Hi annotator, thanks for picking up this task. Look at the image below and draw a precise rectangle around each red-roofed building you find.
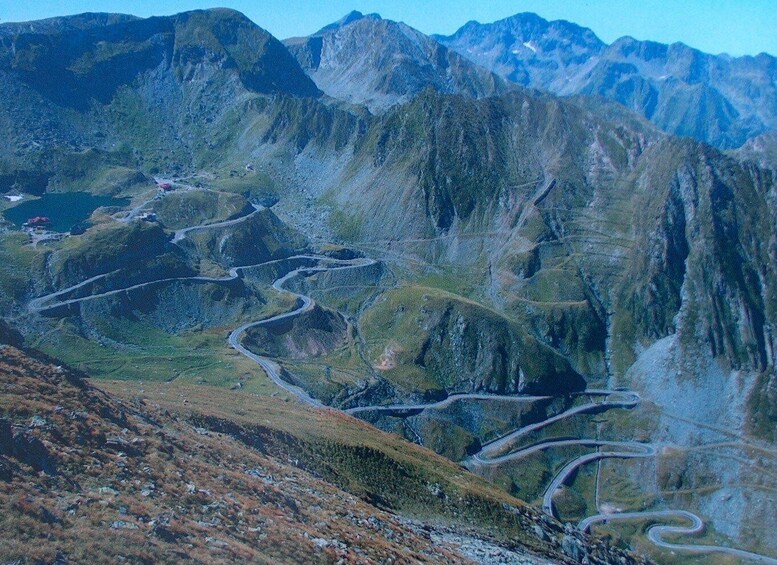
[24,216,51,227]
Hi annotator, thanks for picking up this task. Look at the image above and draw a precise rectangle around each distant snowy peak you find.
[435,11,777,148]
[509,43,538,56]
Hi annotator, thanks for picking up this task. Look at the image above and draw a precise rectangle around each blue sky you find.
[1,0,775,56]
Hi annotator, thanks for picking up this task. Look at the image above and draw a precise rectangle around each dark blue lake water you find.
[3,192,129,233]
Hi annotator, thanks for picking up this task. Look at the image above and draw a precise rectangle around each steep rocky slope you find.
[247,86,777,441]
[435,12,777,148]
[360,285,585,398]
[284,11,512,112]
[0,8,319,188]
[736,131,777,170]
[0,340,649,563]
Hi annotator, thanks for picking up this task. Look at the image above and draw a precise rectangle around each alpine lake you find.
[3,192,130,233]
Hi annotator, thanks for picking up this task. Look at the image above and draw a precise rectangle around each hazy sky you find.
[1,0,775,57]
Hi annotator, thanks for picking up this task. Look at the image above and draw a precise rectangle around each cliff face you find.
[417,301,585,395]
[615,142,777,442]
[614,142,777,374]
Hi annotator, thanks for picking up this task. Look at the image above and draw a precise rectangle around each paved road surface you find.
[172,204,263,243]
[540,442,656,514]
[227,257,376,407]
[471,390,639,461]
[580,511,777,563]
[345,393,551,415]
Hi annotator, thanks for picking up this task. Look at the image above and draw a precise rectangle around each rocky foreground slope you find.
[0,333,649,564]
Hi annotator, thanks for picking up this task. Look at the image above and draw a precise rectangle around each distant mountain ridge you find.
[0,8,321,184]
[284,10,512,112]
[0,12,140,37]
[435,12,777,148]
[0,8,320,109]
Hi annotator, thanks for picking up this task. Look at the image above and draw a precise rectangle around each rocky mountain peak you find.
[315,10,382,34]
[284,13,511,112]
[607,36,668,59]
[0,8,320,112]
[439,12,605,55]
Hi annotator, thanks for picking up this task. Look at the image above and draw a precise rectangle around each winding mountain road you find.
[24,198,777,563]
[171,203,264,243]
[345,393,552,415]
[540,442,656,515]
[29,255,328,316]
[465,387,777,562]
[25,209,375,406]
[31,203,267,313]
[470,390,640,462]
[474,438,650,467]
[28,271,122,313]
[463,390,655,516]
[580,511,777,563]
[227,256,376,407]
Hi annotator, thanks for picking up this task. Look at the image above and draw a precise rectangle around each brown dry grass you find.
[0,344,647,564]
[0,345,475,563]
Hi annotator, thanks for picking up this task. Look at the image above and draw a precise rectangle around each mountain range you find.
[436,12,777,149]
[284,9,777,150]
[0,7,776,563]
[284,11,511,112]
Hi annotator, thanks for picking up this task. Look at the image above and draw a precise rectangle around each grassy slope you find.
[360,283,583,396]
[152,190,249,230]
[100,377,635,563]
[0,343,651,563]
[0,233,47,312]
[0,345,478,563]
